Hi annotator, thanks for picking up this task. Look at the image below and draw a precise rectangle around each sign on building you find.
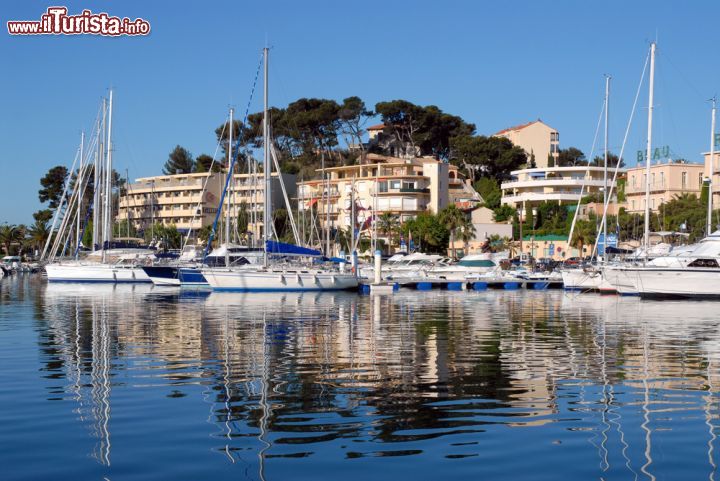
[597,233,618,256]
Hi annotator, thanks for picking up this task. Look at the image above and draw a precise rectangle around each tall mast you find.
[103,89,114,256]
[226,107,233,268]
[323,149,330,256]
[93,98,106,250]
[708,97,717,235]
[263,46,270,267]
[603,75,610,261]
[643,42,656,249]
[77,131,84,256]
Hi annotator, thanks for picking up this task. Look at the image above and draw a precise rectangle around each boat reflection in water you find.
[15,280,720,480]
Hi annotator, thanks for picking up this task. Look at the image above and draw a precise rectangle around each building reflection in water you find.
[32,282,720,480]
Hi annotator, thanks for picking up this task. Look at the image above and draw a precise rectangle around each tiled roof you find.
[494,120,539,136]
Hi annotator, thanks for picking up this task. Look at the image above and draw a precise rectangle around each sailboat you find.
[562,76,612,291]
[201,48,358,292]
[45,91,154,283]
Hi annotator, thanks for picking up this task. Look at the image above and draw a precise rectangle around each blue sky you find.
[1,0,719,224]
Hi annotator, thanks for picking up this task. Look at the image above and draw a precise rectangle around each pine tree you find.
[163,145,194,175]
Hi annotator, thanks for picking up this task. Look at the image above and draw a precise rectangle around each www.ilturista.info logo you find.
[7,7,150,36]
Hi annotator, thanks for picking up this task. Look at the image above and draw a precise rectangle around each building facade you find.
[501,166,618,215]
[117,171,295,240]
[296,153,482,253]
[704,151,720,208]
[624,161,704,213]
[494,119,559,168]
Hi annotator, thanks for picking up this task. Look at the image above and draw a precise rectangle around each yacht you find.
[427,253,504,281]
[610,231,720,298]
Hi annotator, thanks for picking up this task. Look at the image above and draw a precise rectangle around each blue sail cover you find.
[266,240,322,257]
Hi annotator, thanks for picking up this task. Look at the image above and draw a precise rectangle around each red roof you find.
[494,120,541,136]
[367,123,386,131]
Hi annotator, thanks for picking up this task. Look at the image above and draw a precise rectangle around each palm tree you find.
[0,224,24,256]
[27,220,50,255]
[439,205,465,259]
[377,213,400,250]
[458,215,476,256]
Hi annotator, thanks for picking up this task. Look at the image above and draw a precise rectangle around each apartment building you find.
[624,161,704,213]
[494,119,559,168]
[117,171,295,239]
[500,166,618,216]
[296,153,481,252]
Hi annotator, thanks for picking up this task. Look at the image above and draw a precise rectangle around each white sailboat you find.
[201,47,358,292]
[45,91,153,283]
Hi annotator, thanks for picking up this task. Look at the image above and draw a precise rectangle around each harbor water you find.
[2,275,719,480]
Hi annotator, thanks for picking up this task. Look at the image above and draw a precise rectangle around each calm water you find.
[2,276,720,480]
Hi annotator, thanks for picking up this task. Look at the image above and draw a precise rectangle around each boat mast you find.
[94,98,106,250]
[103,89,114,258]
[226,107,233,268]
[77,131,84,256]
[708,97,717,235]
[603,75,610,261]
[263,46,270,268]
[643,42,656,249]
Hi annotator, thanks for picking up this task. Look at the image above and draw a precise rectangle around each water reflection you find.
[2,277,719,480]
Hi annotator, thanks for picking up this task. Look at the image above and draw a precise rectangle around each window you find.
[660,171,664,186]
[632,175,636,187]
[700,173,704,187]
[651,198,655,209]
[632,200,636,210]
[682,171,688,188]
[651,173,655,185]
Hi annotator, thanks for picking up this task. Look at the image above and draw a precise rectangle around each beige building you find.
[624,161,704,213]
[117,171,295,239]
[494,119,559,168]
[448,206,513,256]
[297,153,482,253]
[501,166,618,215]
[704,151,720,207]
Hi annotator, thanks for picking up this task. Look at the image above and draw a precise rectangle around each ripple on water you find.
[2,276,720,480]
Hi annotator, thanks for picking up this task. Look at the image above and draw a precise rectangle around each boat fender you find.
[280,274,286,285]
[296,274,302,284]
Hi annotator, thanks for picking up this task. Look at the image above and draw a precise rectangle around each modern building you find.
[117,171,295,240]
[500,166,619,215]
[296,153,482,253]
[624,161,704,213]
[494,119,559,168]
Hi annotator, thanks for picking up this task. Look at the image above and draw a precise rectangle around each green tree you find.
[474,177,502,209]
[402,212,449,254]
[493,204,516,223]
[338,96,373,159]
[439,205,466,259]
[194,154,222,173]
[375,100,475,160]
[39,165,69,209]
[377,213,400,249]
[591,152,624,168]
[0,224,24,255]
[163,145,195,175]
[557,147,587,166]
[450,135,526,183]
[26,219,50,254]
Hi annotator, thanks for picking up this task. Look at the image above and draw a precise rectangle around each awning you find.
[265,240,322,257]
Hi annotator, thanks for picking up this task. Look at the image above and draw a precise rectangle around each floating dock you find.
[358,277,563,293]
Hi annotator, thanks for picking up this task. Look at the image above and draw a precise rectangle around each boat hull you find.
[601,266,639,295]
[45,263,151,283]
[202,268,358,292]
[561,269,602,291]
[634,268,720,298]
[142,266,181,286]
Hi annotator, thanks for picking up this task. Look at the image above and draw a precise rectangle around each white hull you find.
[202,267,358,291]
[601,266,639,295]
[634,268,720,298]
[45,263,151,283]
[561,269,602,290]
